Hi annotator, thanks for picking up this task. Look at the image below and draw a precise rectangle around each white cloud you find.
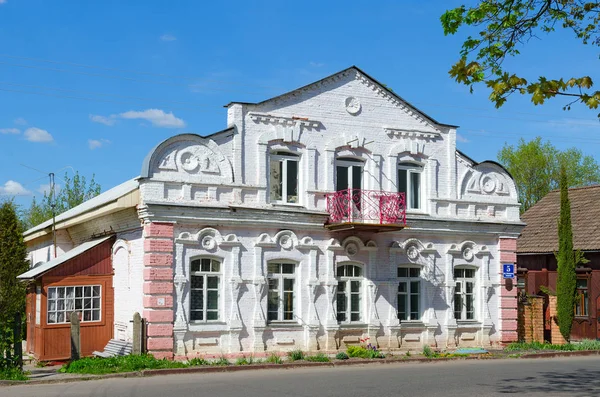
[456,133,470,143]
[0,128,20,134]
[309,61,324,67]
[119,109,186,128]
[37,183,61,195]
[89,114,117,126]
[88,139,111,150]
[160,34,177,42]
[0,181,31,196]
[24,127,54,142]
[14,117,27,125]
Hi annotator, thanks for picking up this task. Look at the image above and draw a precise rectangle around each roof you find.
[517,185,600,253]
[225,66,460,129]
[24,178,139,237]
[17,236,113,280]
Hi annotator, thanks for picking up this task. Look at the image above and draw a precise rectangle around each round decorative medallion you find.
[345,97,361,115]
[280,235,293,250]
[462,246,474,261]
[481,175,496,194]
[407,245,419,260]
[201,236,216,250]
[345,242,359,257]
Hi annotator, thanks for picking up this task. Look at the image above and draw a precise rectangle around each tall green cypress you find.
[555,165,577,341]
[0,200,29,369]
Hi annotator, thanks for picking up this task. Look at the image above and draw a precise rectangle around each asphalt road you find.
[4,356,600,397]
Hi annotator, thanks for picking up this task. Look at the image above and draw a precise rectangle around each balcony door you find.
[336,158,363,192]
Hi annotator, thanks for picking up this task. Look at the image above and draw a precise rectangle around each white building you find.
[21,67,523,360]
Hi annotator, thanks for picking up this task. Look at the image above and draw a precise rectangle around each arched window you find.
[267,262,296,322]
[336,264,363,323]
[270,151,299,204]
[398,162,423,210]
[190,258,221,322]
[454,267,476,321]
[336,158,364,192]
[397,266,421,321]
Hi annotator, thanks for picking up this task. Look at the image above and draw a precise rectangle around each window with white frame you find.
[270,151,299,204]
[454,267,476,321]
[336,264,363,323]
[336,158,364,192]
[47,285,101,324]
[267,262,296,322]
[397,267,421,321]
[397,163,423,210]
[190,258,220,321]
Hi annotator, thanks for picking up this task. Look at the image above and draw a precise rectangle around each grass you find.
[60,354,187,374]
[347,345,385,359]
[0,367,28,381]
[422,345,469,359]
[304,353,330,362]
[287,350,305,362]
[235,355,257,365]
[265,353,283,364]
[504,340,600,352]
[187,357,210,366]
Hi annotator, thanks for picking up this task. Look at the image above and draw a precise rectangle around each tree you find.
[24,171,101,229]
[555,165,588,341]
[498,137,600,212]
[441,1,600,113]
[0,200,29,370]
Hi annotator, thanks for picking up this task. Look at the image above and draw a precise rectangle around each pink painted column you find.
[499,237,518,344]
[143,222,175,359]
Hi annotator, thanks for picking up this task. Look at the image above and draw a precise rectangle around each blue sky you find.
[1,0,599,209]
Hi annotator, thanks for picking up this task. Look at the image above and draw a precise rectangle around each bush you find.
[304,353,330,362]
[0,367,28,381]
[61,354,186,374]
[335,352,349,360]
[212,357,230,366]
[423,345,435,358]
[265,353,282,364]
[235,355,255,365]
[287,350,305,361]
[346,344,384,359]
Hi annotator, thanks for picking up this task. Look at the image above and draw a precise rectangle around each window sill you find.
[188,322,229,332]
[267,322,303,330]
[399,321,426,329]
[455,321,482,329]
[269,202,304,208]
[338,323,368,329]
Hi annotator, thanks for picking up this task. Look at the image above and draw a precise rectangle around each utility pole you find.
[49,172,57,259]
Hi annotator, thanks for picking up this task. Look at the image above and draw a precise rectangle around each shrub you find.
[574,339,600,351]
[304,353,330,362]
[0,367,28,381]
[423,345,435,358]
[265,353,282,364]
[235,355,255,365]
[335,352,349,360]
[187,357,210,366]
[346,344,384,359]
[287,350,305,361]
[212,356,230,366]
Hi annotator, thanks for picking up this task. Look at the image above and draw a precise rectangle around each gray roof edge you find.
[24,178,139,237]
[18,236,113,279]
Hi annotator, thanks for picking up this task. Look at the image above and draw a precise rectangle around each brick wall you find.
[499,237,519,344]
[518,295,544,343]
[548,295,568,345]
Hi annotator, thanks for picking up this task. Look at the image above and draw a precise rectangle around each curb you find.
[2,350,599,387]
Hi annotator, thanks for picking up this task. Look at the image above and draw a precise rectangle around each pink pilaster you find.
[143,222,175,359]
[499,237,518,344]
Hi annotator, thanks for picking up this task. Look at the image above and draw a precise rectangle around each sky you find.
[1,0,599,209]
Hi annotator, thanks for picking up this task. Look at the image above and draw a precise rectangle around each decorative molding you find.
[175,227,240,249]
[384,127,440,140]
[250,113,321,129]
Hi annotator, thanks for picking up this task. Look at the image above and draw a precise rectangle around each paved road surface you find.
[4,356,600,397]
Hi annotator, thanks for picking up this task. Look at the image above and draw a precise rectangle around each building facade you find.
[21,67,523,360]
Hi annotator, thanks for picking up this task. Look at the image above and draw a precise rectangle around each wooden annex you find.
[22,236,115,361]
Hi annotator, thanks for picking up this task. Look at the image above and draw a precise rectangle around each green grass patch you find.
[335,351,349,360]
[304,353,330,362]
[60,354,187,375]
[505,339,600,352]
[187,357,210,366]
[265,353,282,364]
[0,367,28,381]
[347,345,385,359]
[211,356,230,366]
[287,350,305,362]
[235,355,256,365]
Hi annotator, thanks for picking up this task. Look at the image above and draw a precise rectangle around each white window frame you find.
[190,258,221,323]
[267,262,296,323]
[269,151,300,204]
[47,285,102,325]
[397,266,421,322]
[397,162,423,210]
[454,267,477,321]
[336,158,364,191]
[336,264,363,323]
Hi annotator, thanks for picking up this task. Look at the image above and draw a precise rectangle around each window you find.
[397,267,421,321]
[336,158,363,192]
[575,278,589,316]
[270,151,299,204]
[267,262,296,322]
[336,264,363,323]
[454,268,476,321]
[47,285,101,324]
[398,163,423,210]
[190,258,220,322]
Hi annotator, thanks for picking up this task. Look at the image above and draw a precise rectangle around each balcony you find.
[324,189,406,232]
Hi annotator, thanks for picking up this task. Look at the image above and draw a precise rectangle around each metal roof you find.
[17,236,113,280]
[24,178,139,237]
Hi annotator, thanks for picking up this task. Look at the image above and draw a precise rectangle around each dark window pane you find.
[337,313,346,322]
[191,260,201,272]
[353,266,362,277]
[92,310,100,321]
[75,287,83,298]
[411,172,420,209]
[268,263,279,274]
[207,276,219,289]
[283,278,294,291]
[466,295,474,316]
[337,281,346,292]
[207,311,218,321]
[282,263,295,274]
[398,169,407,194]
[409,267,420,278]
[577,279,588,289]
[336,166,348,191]
[211,260,220,272]
[83,311,91,322]
[465,269,475,278]
[351,313,360,322]
[398,268,408,278]
[201,258,211,272]
[350,294,360,312]
[190,311,203,321]
[398,295,407,320]
[410,294,419,318]
[351,281,360,293]
[190,291,203,310]
[92,286,101,297]
[411,281,420,293]
[191,275,204,289]
[454,269,463,279]
[398,282,407,293]
[337,294,347,313]
[207,290,218,310]
[286,160,298,203]
[466,282,473,294]
[352,166,362,190]
[454,294,462,319]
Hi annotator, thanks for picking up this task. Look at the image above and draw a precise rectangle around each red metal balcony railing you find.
[325,189,406,225]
